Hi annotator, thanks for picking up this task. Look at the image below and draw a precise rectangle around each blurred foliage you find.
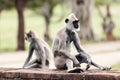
[0,0,64,11]
[0,0,14,10]
[95,0,113,6]
[0,0,120,52]
[26,0,64,10]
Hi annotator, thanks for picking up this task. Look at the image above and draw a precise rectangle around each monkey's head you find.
[65,13,80,31]
[25,30,38,42]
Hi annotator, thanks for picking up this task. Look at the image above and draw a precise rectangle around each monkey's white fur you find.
[67,13,78,22]
[52,13,81,72]
[66,13,80,31]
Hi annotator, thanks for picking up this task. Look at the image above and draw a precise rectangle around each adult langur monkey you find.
[23,30,55,69]
[52,13,111,73]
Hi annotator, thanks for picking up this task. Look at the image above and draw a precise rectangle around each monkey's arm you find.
[53,38,80,66]
[72,32,83,52]
[72,32,87,58]
[52,38,60,53]
[23,45,34,68]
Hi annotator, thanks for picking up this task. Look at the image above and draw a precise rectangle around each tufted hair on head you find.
[67,13,78,22]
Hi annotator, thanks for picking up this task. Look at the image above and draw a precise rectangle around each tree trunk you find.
[96,5,115,41]
[44,15,52,42]
[14,0,25,50]
[104,5,115,40]
[70,0,94,40]
[40,2,53,42]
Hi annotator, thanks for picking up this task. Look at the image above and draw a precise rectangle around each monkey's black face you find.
[27,34,32,38]
[73,20,79,29]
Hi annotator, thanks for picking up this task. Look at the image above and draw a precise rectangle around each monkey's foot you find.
[102,66,111,71]
[67,67,84,73]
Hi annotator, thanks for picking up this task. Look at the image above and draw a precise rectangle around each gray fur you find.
[52,14,81,72]
[52,13,111,72]
[23,30,55,69]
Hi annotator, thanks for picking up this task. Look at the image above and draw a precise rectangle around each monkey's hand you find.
[79,51,89,60]
[76,52,91,63]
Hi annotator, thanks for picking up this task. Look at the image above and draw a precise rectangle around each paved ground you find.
[0,41,120,69]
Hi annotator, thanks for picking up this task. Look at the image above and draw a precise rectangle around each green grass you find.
[0,5,120,52]
[112,62,120,69]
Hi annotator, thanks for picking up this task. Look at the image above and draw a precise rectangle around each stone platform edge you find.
[0,68,120,80]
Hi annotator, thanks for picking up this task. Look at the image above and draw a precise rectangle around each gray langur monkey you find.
[52,13,83,73]
[52,13,111,73]
[23,30,55,69]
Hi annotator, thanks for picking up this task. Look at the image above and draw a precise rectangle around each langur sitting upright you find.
[23,30,55,69]
[52,13,111,73]
[52,13,83,73]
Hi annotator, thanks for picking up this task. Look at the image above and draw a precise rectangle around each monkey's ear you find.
[65,18,69,23]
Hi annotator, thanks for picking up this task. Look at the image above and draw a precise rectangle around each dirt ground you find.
[0,41,120,69]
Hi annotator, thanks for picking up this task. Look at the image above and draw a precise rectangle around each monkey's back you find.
[33,38,51,60]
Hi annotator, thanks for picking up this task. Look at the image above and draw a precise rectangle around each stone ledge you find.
[0,68,120,80]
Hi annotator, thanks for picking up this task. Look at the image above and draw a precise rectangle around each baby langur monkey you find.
[52,13,111,73]
[23,30,55,69]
